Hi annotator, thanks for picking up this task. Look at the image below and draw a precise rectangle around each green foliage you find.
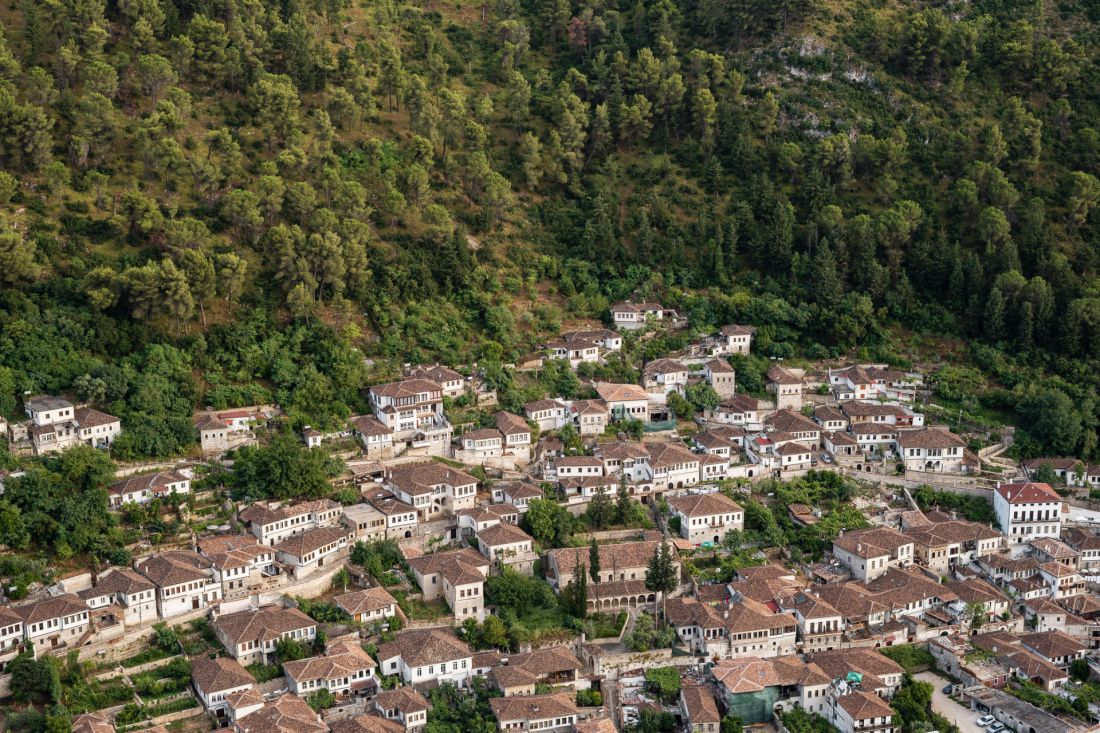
[878,645,935,674]
[644,667,681,704]
[779,709,836,733]
[275,638,311,664]
[10,651,62,705]
[425,680,501,733]
[577,689,603,706]
[624,612,676,652]
[350,539,404,583]
[522,498,575,547]
[229,430,344,502]
[912,487,997,527]
[247,663,284,683]
[307,688,336,711]
[295,597,352,624]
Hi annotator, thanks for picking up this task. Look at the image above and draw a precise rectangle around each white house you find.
[14,594,89,650]
[610,301,670,330]
[703,359,737,398]
[376,629,473,686]
[386,462,478,521]
[192,656,256,719]
[137,551,222,619]
[896,428,968,473]
[667,492,744,545]
[239,499,343,546]
[77,567,158,627]
[350,415,395,459]
[524,400,567,431]
[284,638,377,698]
[994,482,1063,545]
[214,606,317,666]
[107,470,191,508]
[595,383,650,423]
[274,526,350,580]
[643,359,689,394]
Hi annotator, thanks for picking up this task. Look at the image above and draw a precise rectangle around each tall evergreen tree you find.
[589,538,601,584]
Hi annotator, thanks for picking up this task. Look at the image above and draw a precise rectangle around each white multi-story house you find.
[386,462,478,521]
[407,549,489,621]
[668,492,744,545]
[646,441,701,489]
[995,482,1063,545]
[407,365,465,397]
[274,526,350,580]
[595,383,650,422]
[500,482,544,512]
[334,588,400,625]
[0,607,24,654]
[832,528,914,581]
[214,607,317,666]
[284,638,377,698]
[569,399,609,435]
[107,470,191,508]
[15,594,89,651]
[368,378,452,455]
[199,537,278,600]
[477,522,536,574]
[610,301,670,330]
[239,499,342,546]
[775,442,813,472]
[24,395,122,454]
[192,656,257,719]
[366,492,419,539]
[490,693,578,733]
[350,415,395,459]
[554,456,604,480]
[523,400,567,431]
[455,428,503,460]
[643,359,689,394]
[707,394,767,430]
[765,409,822,450]
[829,364,920,404]
[562,328,622,351]
[495,411,532,456]
[896,428,968,473]
[77,567,158,627]
[717,325,754,355]
[137,551,222,619]
[377,629,473,686]
[543,339,599,367]
[374,687,429,732]
[780,592,845,653]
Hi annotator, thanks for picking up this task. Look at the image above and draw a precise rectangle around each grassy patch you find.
[246,663,284,683]
[393,590,452,620]
[879,644,935,673]
[119,646,174,669]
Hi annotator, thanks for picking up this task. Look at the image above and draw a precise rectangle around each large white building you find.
[376,629,473,686]
[667,492,744,545]
[995,482,1063,545]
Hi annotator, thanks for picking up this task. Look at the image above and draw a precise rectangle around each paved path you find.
[915,671,986,733]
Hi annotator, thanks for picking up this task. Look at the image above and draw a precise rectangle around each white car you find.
[987,722,1005,733]
[976,715,995,727]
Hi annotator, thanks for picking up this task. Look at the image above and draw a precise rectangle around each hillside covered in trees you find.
[1,0,1099,458]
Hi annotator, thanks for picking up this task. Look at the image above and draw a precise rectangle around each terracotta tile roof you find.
[783,591,841,620]
[1059,594,1100,616]
[1039,561,1076,578]
[1020,630,1085,660]
[191,656,255,694]
[814,405,847,422]
[595,383,649,402]
[806,647,903,684]
[408,365,462,383]
[840,401,907,417]
[137,551,213,587]
[387,462,478,496]
[79,568,154,599]
[905,518,1001,547]
[765,409,820,434]
[849,423,898,437]
[495,411,531,436]
[596,441,650,461]
[681,684,720,723]
[330,715,405,733]
[207,545,273,571]
[109,471,189,497]
[72,712,114,733]
[766,366,800,385]
[943,578,1008,605]
[74,406,120,428]
[335,588,398,617]
[571,399,609,416]
[721,324,755,337]
[556,455,604,467]
[374,686,429,715]
[368,493,417,517]
[1025,598,1066,616]
[646,441,699,469]
[644,358,688,376]
[283,643,376,684]
[198,534,260,555]
[668,492,742,518]
[705,358,735,374]
[834,527,912,559]
[274,526,347,558]
[225,686,263,712]
[478,522,532,547]
[896,427,966,450]
[215,607,314,646]
[837,689,894,720]
[728,577,802,605]
[1062,528,1100,551]
[234,693,327,733]
[826,431,859,446]
[16,596,89,626]
[461,428,502,442]
[369,379,443,399]
[716,394,764,413]
[775,441,813,456]
[548,540,664,578]
[524,399,565,414]
[408,548,487,586]
[350,415,392,436]
[489,693,577,723]
[712,655,828,693]
[377,628,472,668]
[995,482,1061,504]
[239,499,340,527]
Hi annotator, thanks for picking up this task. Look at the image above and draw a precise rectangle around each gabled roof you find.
[765,409,820,434]
[14,593,87,624]
[775,441,813,456]
[489,693,577,723]
[109,471,189,497]
[721,324,754,337]
[837,690,894,720]
[524,399,565,414]
[369,378,443,399]
[377,628,472,668]
[275,526,347,558]
[595,382,649,402]
[478,522,532,547]
[74,406,120,428]
[350,415,392,437]
[766,366,801,385]
[896,427,966,450]
[137,551,212,587]
[717,394,764,413]
[215,607,314,646]
[79,567,155,599]
[239,499,340,527]
[681,684,720,723]
[25,395,73,411]
[374,686,429,715]
[234,693,326,733]
[644,358,688,376]
[995,482,1061,504]
[191,656,255,694]
[331,716,404,733]
[408,365,463,383]
[1020,630,1085,660]
[387,462,478,496]
[834,527,912,559]
[335,587,398,616]
[547,540,664,577]
[668,492,742,518]
[704,358,735,373]
[495,411,531,436]
[407,548,488,586]
[283,643,376,683]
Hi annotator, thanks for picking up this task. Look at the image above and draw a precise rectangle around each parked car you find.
[977,715,995,727]
[942,684,953,694]
[820,453,833,464]
[987,722,1005,733]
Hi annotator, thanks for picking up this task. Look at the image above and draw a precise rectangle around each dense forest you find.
[1,0,1099,458]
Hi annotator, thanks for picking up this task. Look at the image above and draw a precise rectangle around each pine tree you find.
[616,479,632,525]
[644,541,677,619]
[589,538,601,584]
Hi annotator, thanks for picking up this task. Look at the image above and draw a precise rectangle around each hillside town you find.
[5,302,1100,733]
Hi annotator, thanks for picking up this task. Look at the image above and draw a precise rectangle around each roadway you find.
[915,672,986,733]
